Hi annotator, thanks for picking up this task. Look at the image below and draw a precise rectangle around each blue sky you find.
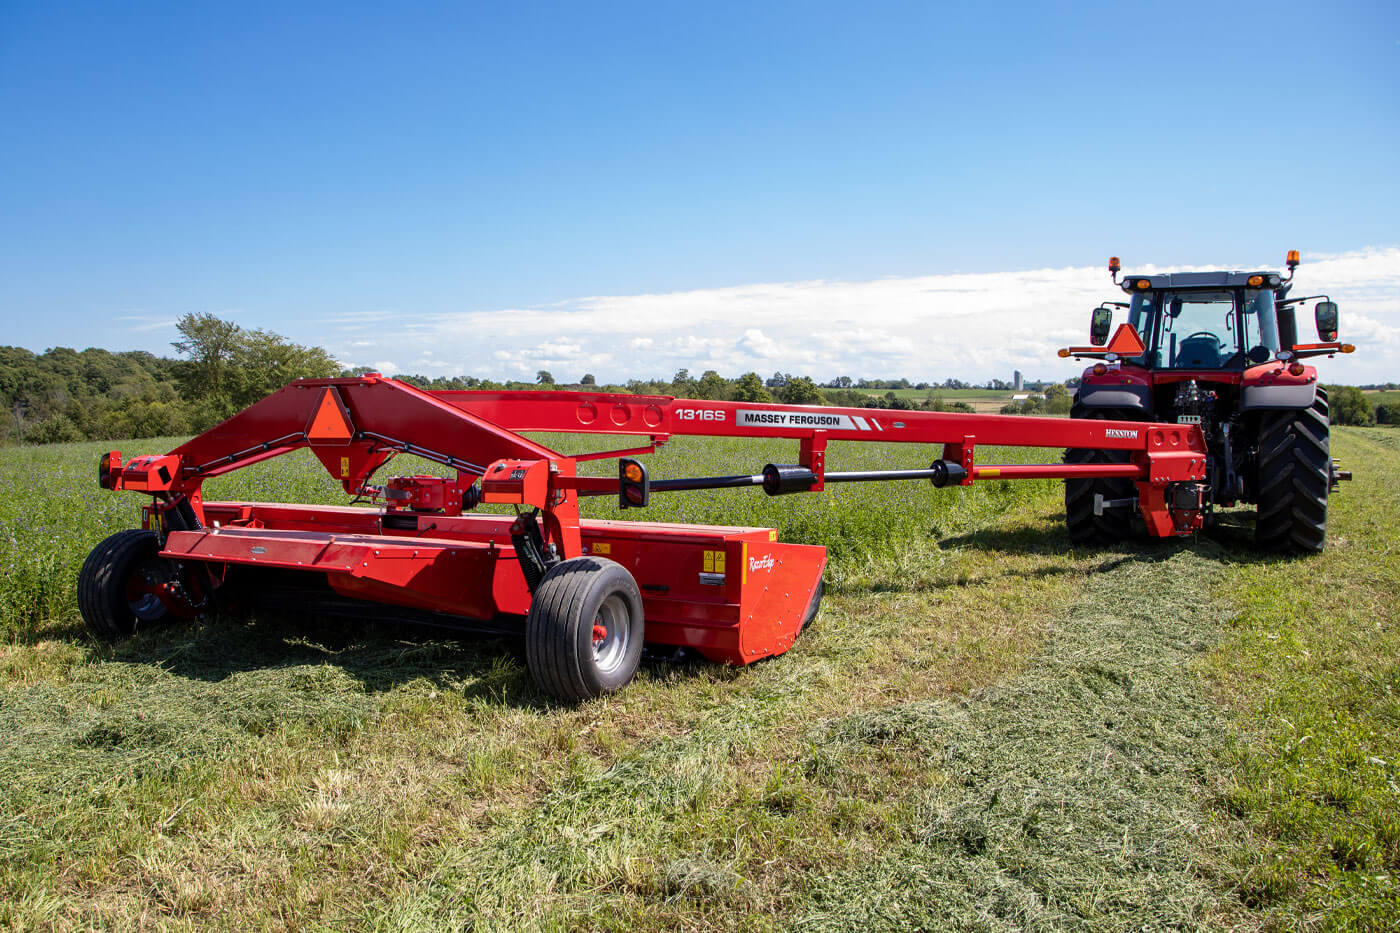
[1,1,1397,383]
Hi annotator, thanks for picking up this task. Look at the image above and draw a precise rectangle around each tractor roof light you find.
[1135,279,1151,290]
[1287,249,1300,270]
[1057,348,1072,358]
[1248,275,1263,287]
[1109,257,1120,273]
[1341,343,1355,353]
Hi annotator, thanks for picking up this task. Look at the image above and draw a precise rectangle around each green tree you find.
[25,414,83,444]
[1043,383,1072,415]
[732,372,771,403]
[671,369,696,396]
[696,370,728,400]
[172,313,243,403]
[1326,385,1375,426]
[536,370,554,386]
[780,376,824,406]
[579,373,596,386]
[228,328,339,408]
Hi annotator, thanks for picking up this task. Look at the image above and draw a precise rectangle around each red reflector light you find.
[624,487,646,505]
[1288,362,1306,376]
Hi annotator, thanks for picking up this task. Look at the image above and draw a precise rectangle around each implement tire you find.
[77,529,171,640]
[526,557,645,702]
[1254,391,1330,554]
[1064,404,1138,547]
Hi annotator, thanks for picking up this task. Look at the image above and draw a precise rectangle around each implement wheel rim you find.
[591,594,632,676]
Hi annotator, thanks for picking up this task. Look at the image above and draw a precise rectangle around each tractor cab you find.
[1120,274,1285,371]
[1075,253,1348,382]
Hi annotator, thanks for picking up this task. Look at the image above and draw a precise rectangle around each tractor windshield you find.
[1127,288,1281,370]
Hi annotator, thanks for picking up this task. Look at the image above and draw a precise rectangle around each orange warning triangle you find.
[1106,323,1146,356]
[307,388,354,444]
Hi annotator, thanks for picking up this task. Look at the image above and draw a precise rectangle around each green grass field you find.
[1,428,1397,929]
[852,387,1012,401]
[1362,389,1400,407]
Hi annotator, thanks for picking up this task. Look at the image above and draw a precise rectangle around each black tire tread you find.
[1254,391,1330,554]
[77,529,163,641]
[526,557,644,702]
[1064,404,1139,547]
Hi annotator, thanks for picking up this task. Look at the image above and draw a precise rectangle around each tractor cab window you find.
[1152,290,1244,370]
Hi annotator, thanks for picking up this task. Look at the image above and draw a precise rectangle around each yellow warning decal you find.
[703,549,726,574]
[768,530,778,541]
[340,456,350,478]
[591,541,611,555]
[981,468,1000,477]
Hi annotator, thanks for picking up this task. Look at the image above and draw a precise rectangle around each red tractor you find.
[1061,251,1354,553]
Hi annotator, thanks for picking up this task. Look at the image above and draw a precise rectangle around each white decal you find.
[736,410,865,430]
[675,408,725,422]
[1104,428,1139,439]
[748,554,776,573]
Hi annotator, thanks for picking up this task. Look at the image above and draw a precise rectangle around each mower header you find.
[86,374,1210,701]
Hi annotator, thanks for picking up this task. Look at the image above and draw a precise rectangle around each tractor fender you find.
[1074,384,1152,414]
[1240,382,1318,412]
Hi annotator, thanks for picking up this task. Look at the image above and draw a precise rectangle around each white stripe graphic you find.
[851,416,871,431]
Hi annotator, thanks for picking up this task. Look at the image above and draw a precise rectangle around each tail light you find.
[98,451,121,489]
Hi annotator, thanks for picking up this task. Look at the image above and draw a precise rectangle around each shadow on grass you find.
[95,607,712,709]
[96,610,554,707]
[942,514,1308,572]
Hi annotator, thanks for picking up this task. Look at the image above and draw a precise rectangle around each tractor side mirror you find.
[1168,298,1183,318]
[1315,301,1339,342]
[1089,307,1113,345]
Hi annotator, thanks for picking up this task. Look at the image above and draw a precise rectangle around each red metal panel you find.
[182,500,824,664]
[436,389,1196,453]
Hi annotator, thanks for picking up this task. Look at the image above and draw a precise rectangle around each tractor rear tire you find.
[1064,404,1139,547]
[1254,391,1330,554]
[77,529,172,640]
[526,557,645,702]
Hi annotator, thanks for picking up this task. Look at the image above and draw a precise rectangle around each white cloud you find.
[324,247,1400,385]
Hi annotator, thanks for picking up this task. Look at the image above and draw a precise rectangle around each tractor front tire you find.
[526,557,645,702]
[1254,392,1330,554]
[78,529,174,640]
[1064,404,1139,547]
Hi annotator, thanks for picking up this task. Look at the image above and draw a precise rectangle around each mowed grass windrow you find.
[1,425,1396,928]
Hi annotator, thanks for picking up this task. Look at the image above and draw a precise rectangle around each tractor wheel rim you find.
[125,560,171,621]
[591,594,631,675]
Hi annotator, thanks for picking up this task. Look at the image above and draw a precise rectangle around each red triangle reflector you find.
[1106,323,1146,356]
[307,388,354,444]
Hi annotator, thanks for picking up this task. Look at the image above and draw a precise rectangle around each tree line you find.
[0,313,1390,444]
